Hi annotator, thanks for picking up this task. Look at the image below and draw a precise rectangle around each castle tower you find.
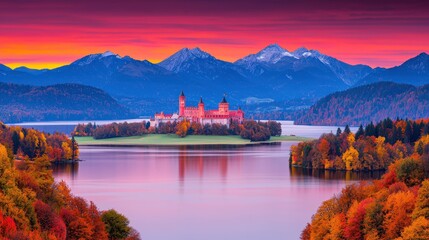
[198,97,205,118]
[218,95,229,115]
[237,106,244,121]
[179,90,185,116]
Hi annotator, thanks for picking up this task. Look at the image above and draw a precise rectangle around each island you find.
[72,92,308,146]
[74,134,309,146]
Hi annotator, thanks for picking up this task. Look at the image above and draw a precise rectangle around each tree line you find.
[74,120,282,142]
[0,123,79,161]
[74,122,151,140]
[0,122,139,239]
[290,118,429,171]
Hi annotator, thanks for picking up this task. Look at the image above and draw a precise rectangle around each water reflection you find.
[52,143,383,240]
[51,162,79,179]
[176,145,247,182]
[53,144,383,182]
[290,167,384,181]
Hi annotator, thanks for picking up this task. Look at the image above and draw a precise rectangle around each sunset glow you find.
[1,0,429,69]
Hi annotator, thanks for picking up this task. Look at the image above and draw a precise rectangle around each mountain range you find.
[0,44,428,117]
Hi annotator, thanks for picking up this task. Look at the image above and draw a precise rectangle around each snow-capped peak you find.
[236,44,295,65]
[291,48,332,64]
[72,51,122,66]
[292,48,322,58]
[158,47,214,72]
[256,44,294,62]
[101,51,116,57]
[178,47,212,59]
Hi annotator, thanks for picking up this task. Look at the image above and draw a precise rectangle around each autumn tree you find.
[395,158,425,187]
[176,120,191,138]
[383,191,416,239]
[412,179,429,219]
[101,209,131,240]
[399,216,429,240]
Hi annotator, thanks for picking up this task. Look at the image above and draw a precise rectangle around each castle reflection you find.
[177,145,244,181]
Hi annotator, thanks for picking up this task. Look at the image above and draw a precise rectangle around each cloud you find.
[0,0,428,68]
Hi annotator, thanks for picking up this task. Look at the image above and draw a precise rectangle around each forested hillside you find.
[298,118,429,239]
[0,83,134,123]
[295,82,429,126]
[0,123,139,239]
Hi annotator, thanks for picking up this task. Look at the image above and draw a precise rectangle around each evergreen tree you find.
[336,128,342,137]
[424,124,429,135]
[365,122,376,136]
[11,131,20,154]
[405,121,413,143]
[344,125,351,135]
[355,125,364,139]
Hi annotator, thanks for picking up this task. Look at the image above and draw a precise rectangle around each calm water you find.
[52,142,380,240]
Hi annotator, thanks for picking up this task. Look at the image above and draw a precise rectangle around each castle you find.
[154,91,244,126]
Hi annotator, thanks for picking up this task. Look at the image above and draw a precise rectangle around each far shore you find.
[75,134,310,147]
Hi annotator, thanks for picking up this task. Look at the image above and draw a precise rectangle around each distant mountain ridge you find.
[0,45,427,116]
[357,52,429,86]
[0,83,133,123]
[235,44,373,86]
[295,82,429,126]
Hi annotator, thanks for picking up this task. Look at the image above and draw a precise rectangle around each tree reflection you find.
[289,166,385,181]
[52,162,79,179]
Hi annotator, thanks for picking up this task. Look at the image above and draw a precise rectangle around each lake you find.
[52,142,380,240]
[18,120,366,239]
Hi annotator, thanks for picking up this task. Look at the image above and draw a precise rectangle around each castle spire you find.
[221,94,227,103]
[180,90,185,97]
[199,96,204,104]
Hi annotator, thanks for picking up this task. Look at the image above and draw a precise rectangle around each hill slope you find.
[295,82,429,126]
[0,83,133,123]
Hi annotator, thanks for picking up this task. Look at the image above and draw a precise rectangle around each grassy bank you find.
[75,134,309,146]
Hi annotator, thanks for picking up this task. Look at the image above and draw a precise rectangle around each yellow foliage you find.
[0,144,9,163]
[412,179,429,219]
[399,216,429,240]
[383,191,416,239]
[342,146,359,171]
[61,142,72,160]
[375,136,387,166]
[176,120,191,138]
[310,198,340,240]
[347,133,355,145]
[327,213,345,239]
[414,135,429,153]
[375,136,385,146]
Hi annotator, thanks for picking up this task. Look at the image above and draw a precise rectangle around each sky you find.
[1,0,429,69]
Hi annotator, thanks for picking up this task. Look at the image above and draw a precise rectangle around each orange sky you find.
[1,0,428,69]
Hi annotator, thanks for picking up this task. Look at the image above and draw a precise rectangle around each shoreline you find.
[75,134,310,147]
